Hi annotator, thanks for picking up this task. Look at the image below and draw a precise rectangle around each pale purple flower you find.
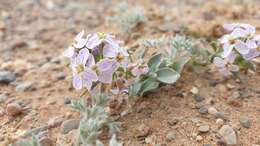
[103,44,129,68]
[71,52,98,90]
[220,23,256,58]
[86,56,119,84]
[214,51,239,76]
[86,32,119,50]
[73,30,88,49]
[243,48,259,60]
[234,40,259,60]
[223,23,255,36]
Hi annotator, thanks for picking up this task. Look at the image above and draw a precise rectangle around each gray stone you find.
[48,116,65,128]
[239,116,251,128]
[228,91,240,103]
[198,125,210,133]
[0,94,7,103]
[216,111,226,120]
[219,125,237,145]
[15,82,35,92]
[193,95,204,102]
[198,107,208,114]
[165,132,176,142]
[6,103,23,116]
[0,70,16,84]
[208,107,218,116]
[60,119,79,134]
[64,97,71,105]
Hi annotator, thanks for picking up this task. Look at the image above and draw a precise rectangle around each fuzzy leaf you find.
[140,79,159,96]
[172,57,190,73]
[148,54,162,71]
[156,68,180,84]
[129,81,142,97]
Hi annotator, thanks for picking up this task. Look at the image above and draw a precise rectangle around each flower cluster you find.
[64,31,133,91]
[214,23,260,76]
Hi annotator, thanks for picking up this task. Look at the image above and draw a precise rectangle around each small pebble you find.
[6,103,23,116]
[15,82,35,92]
[190,86,199,94]
[216,118,224,127]
[64,97,71,105]
[208,107,218,116]
[48,116,65,128]
[196,135,203,141]
[216,111,226,120]
[219,125,237,145]
[198,125,210,133]
[0,94,7,103]
[0,70,16,84]
[193,95,205,102]
[165,132,176,142]
[198,107,208,114]
[239,116,251,128]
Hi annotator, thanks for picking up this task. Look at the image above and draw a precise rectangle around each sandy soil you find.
[0,0,260,146]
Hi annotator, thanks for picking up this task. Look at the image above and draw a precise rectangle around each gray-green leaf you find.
[156,68,180,84]
[148,54,162,71]
[140,79,159,96]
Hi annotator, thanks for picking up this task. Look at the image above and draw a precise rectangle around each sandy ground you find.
[0,0,260,146]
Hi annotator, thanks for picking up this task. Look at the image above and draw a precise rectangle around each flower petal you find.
[221,43,233,58]
[98,58,116,71]
[234,40,250,54]
[246,39,257,49]
[242,48,259,60]
[226,51,237,63]
[72,75,83,90]
[82,69,98,82]
[76,48,89,65]
[86,54,95,67]
[103,43,118,58]
[75,30,84,42]
[86,33,101,49]
[231,28,247,38]
[98,70,113,83]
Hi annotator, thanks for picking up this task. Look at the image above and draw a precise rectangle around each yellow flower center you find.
[76,65,84,73]
[229,37,236,44]
[116,53,124,62]
[98,32,106,40]
[257,46,260,52]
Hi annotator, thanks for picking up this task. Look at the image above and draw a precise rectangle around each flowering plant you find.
[213,23,259,76]
[64,31,131,93]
